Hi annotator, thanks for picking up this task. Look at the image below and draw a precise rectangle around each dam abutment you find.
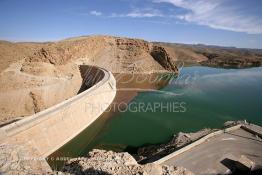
[0,65,116,173]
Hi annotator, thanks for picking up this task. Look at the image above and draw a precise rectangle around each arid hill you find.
[0,35,178,125]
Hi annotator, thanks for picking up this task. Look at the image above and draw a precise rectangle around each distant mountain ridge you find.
[155,42,262,68]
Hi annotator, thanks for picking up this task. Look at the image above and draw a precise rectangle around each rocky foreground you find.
[54,128,216,175]
[1,121,258,174]
[0,129,213,175]
[58,149,193,175]
[57,121,260,175]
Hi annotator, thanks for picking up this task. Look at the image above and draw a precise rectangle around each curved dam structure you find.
[0,65,116,159]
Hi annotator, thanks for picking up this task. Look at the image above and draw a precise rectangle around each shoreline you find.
[52,120,262,175]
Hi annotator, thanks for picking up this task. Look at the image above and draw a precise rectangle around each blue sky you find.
[0,0,262,48]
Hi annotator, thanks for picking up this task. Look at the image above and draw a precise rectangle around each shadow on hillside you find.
[77,65,105,94]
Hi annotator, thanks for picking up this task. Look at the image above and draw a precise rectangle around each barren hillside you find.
[0,35,178,125]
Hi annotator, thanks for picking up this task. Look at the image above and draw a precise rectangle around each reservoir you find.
[49,66,262,168]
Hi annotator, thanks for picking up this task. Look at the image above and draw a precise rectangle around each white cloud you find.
[127,8,163,18]
[154,0,262,34]
[90,10,102,16]
[111,8,163,18]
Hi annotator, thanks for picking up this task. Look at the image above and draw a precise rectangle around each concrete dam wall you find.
[0,65,116,158]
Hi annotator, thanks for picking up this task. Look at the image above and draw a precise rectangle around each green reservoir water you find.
[49,66,262,167]
[96,66,262,147]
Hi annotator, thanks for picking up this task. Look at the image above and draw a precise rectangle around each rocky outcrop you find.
[26,47,73,65]
[0,143,51,174]
[223,120,249,127]
[115,38,150,52]
[60,149,193,175]
[150,45,178,72]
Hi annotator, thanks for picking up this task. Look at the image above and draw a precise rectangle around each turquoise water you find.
[95,66,262,148]
[50,66,262,167]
